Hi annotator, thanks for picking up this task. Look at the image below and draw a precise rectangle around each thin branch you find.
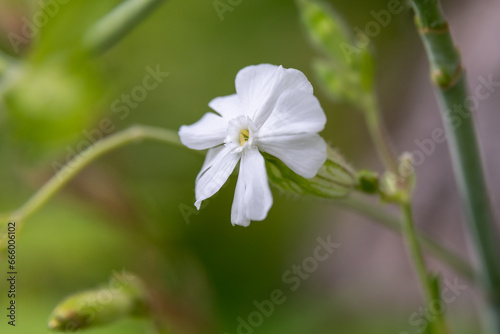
[411,0,500,331]
[82,0,168,55]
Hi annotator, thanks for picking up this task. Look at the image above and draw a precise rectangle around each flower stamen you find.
[239,129,250,146]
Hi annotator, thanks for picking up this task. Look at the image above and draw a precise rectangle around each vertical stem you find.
[401,201,448,334]
[82,0,168,55]
[401,202,433,302]
[338,195,475,282]
[363,97,399,175]
[411,1,500,332]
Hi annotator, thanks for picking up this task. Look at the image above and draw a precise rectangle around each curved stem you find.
[2,126,183,240]
[338,194,475,282]
[82,0,168,55]
[411,1,500,332]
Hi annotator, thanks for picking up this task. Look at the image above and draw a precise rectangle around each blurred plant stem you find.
[1,126,183,247]
[401,200,448,334]
[363,96,399,175]
[82,0,168,55]
[339,194,474,282]
[411,1,500,332]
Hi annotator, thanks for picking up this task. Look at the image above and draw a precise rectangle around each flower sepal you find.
[265,145,357,199]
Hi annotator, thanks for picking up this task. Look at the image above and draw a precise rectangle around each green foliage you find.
[296,0,375,109]
[3,55,103,154]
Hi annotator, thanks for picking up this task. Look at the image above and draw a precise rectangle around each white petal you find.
[235,64,313,128]
[231,148,273,226]
[257,89,326,137]
[257,134,327,178]
[179,113,227,150]
[197,146,224,182]
[195,146,240,209]
[208,94,244,119]
[231,169,249,226]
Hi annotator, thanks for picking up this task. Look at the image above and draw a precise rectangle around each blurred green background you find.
[0,0,478,333]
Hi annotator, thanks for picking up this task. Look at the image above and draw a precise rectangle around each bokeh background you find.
[0,0,499,333]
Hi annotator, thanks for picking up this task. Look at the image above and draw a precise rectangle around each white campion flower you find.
[179,64,327,226]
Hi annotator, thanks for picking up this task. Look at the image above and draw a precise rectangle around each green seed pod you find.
[265,146,357,199]
[48,271,149,332]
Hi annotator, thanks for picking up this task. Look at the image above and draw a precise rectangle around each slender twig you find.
[363,96,399,175]
[2,126,182,239]
[401,201,449,334]
[338,194,475,282]
[82,0,168,55]
[411,1,500,332]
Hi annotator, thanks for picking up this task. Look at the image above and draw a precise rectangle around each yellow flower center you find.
[239,129,250,146]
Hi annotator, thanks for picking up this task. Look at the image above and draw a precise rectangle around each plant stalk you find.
[82,0,168,55]
[363,96,399,175]
[2,126,182,239]
[339,194,474,282]
[411,1,500,332]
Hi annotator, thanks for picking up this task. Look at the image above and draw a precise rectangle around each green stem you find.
[82,0,168,55]
[401,201,448,334]
[411,1,500,332]
[401,202,433,305]
[339,194,474,282]
[3,126,182,236]
[363,96,399,175]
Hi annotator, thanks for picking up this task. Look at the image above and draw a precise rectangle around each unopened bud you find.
[48,271,148,332]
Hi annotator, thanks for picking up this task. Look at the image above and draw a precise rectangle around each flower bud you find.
[48,271,149,332]
[380,152,416,203]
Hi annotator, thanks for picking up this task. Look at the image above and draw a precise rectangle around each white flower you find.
[179,64,327,226]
